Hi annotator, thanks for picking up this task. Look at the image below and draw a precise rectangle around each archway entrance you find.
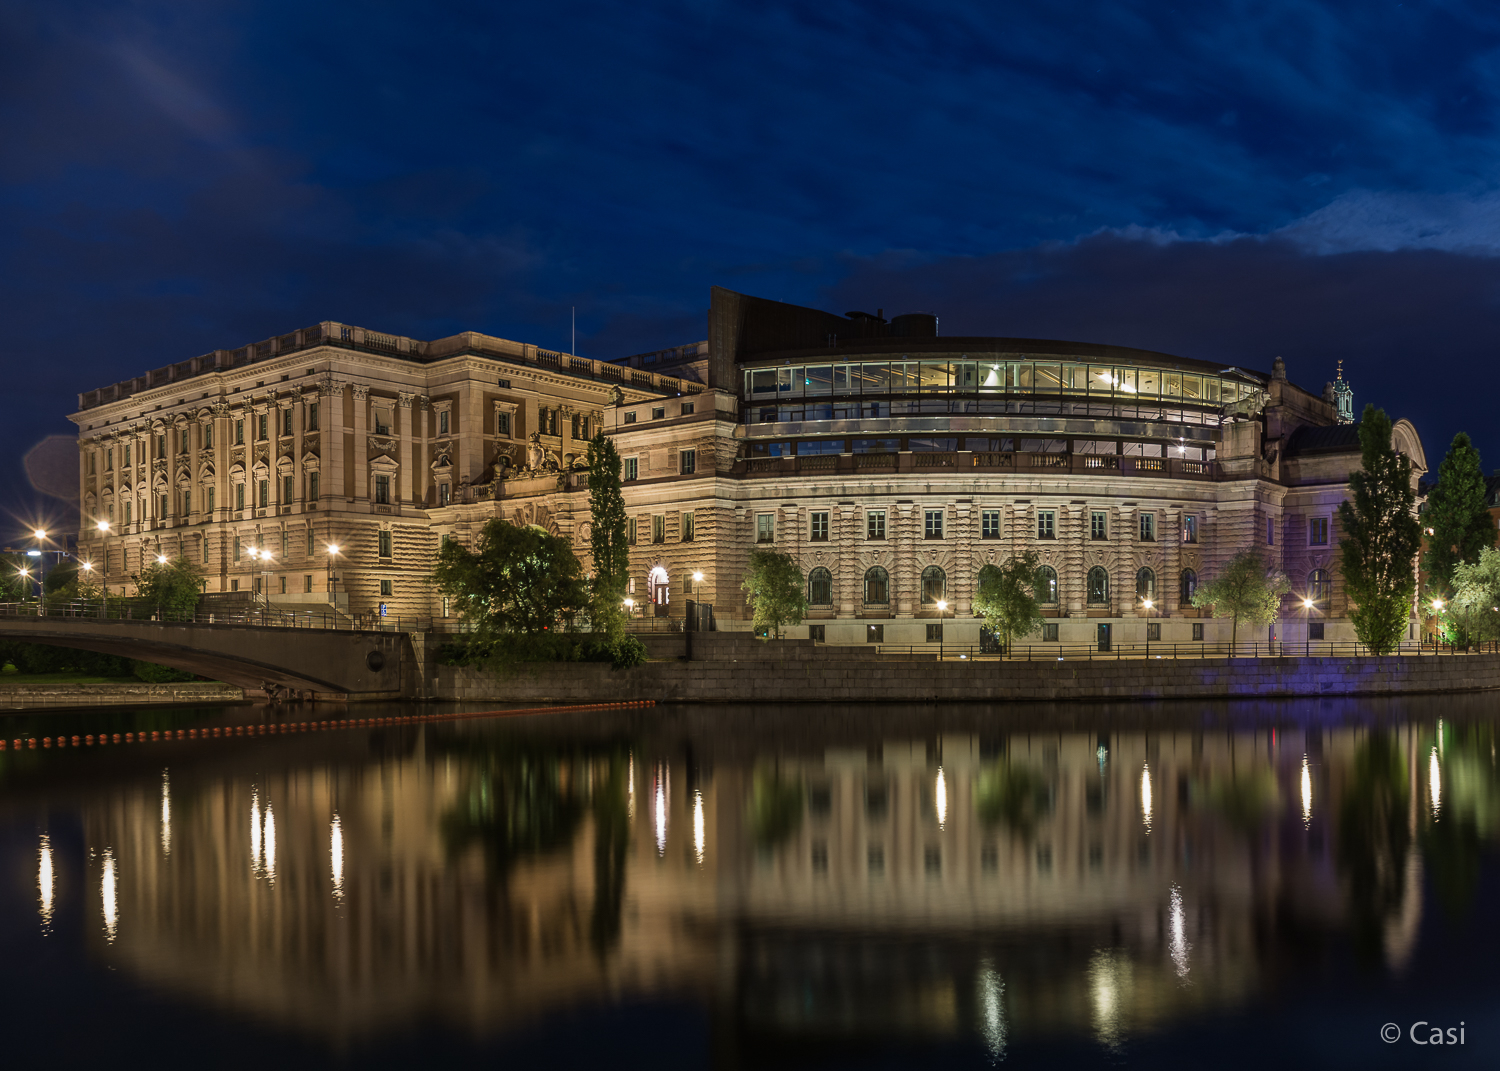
[649,566,670,617]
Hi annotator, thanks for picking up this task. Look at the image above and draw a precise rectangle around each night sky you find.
[6,0,1500,533]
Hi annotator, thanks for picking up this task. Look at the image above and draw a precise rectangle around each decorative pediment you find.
[152,473,169,493]
[84,491,97,511]
[275,455,295,474]
[300,451,320,472]
[174,465,192,484]
[430,451,452,474]
[228,462,246,480]
[370,454,400,474]
[100,487,115,501]
[198,462,215,481]
[250,459,269,478]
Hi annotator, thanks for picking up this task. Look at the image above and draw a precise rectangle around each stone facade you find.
[70,290,1428,648]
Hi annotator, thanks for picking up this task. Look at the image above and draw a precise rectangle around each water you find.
[3,696,1499,1069]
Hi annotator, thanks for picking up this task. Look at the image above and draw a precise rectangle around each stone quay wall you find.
[0,682,245,710]
[432,642,1500,704]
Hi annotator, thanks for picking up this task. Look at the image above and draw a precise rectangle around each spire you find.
[1332,360,1354,424]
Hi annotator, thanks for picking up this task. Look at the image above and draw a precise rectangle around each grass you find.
[0,672,139,685]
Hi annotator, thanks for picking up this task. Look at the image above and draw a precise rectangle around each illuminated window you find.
[1037,510,1055,540]
[1139,513,1155,542]
[1087,567,1110,605]
[920,566,946,604]
[863,567,889,605]
[1038,566,1058,604]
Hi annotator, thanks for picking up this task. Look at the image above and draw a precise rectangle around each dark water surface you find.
[3,696,1499,1069]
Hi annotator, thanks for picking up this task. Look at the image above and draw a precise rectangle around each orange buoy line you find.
[0,699,656,752]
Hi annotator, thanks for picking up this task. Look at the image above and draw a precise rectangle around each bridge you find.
[0,605,420,700]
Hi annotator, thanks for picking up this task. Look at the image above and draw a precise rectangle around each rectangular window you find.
[279,576,287,595]
[230,578,239,592]
[123,444,131,467]
[380,579,393,597]
[926,623,943,642]
[809,624,825,643]
[378,530,392,557]
[866,624,884,643]
[235,419,244,445]
[374,475,390,504]
[652,515,666,543]
[627,518,638,545]
[1092,511,1107,540]
[439,410,450,435]
[234,535,242,562]
[682,512,695,542]
[204,424,214,448]
[624,411,637,424]
[124,501,132,526]
[571,413,582,439]
[623,457,638,481]
[1192,622,1204,641]
[438,483,451,506]
[374,410,391,435]
[982,509,1001,539]
[1309,622,1325,640]
[257,413,268,440]
[257,480,269,508]
[924,509,944,539]
[1147,622,1161,641]
[159,494,167,518]
[308,472,319,500]
[306,528,314,556]
[1037,510,1056,540]
[867,510,886,540]
[496,411,510,437]
[1309,517,1329,546]
[1042,623,1059,642]
[442,596,451,617]
[1183,515,1198,543]
[756,514,775,544]
[236,484,245,511]
[207,486,215,513]
[681,402,694,415]
[283,474,294,503]
[680,449,696,475]
[283,409,294,435]
[306,402,318,431]
[1267,517,1275,545]
[106,448,114,470]
[651,406,665,420]
[304,575,312,593]
[202,536,209,563]
[1139,513,1155,542]
[810,511,829,542]
[183,489,191,515]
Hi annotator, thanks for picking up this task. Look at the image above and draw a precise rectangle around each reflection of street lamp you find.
[1142,598,1154,658]
[936,599,948,660]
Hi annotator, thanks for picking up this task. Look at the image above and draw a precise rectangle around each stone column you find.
[398,392,416,506]
[894,501,915,617]
[350,384,369,505]
[321,379,344,500]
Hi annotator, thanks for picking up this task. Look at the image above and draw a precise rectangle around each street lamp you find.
[1303,597,1315,657]
[326,543,341,605]
[1432,597,1446,649]
[936,599,948,660]
[1142,598,1154,658]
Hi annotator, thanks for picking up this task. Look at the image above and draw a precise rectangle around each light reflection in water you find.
[161,770,172,857]
[1141,764,1153,834]
[935,767,948,830]
[654,763,668,857]
[1301,755,1312,828]
[976,957,1007,1062]
[102,848,118,943]
[692,791,705,866]
[627,752,635,821]
[1089,949,1133,1051]
[250,789,262,872]
[330,814,345,901]
[1430,746,1442,820]
[1169,884,1191,981]
[264,803,277,883]
[38,835,54,931]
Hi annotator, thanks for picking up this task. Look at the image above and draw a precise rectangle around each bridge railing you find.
[869,639,1500,660]
[0,600,476,635]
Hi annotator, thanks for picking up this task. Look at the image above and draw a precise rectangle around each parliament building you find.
[70,286,1427,648]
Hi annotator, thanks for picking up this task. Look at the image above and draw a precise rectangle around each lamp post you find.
[936,599,948,660]
[95,520,110,612]
[326,543,341,607]
[1142,598,1154,659]
[1432,597,1446,650]
[1303,597,1315,657]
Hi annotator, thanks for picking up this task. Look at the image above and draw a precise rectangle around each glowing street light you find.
[936,599,949,660]
[1141,598,1154,658]
[326,543,342,602]
[33,528,45,541]
[96,520,110,532]
[1303,596,1315,657]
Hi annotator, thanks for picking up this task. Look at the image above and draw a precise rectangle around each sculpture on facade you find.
[524,432,561,474]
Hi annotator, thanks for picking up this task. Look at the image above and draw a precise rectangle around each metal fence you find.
[0,600,474,635]
[871,640,1500,660]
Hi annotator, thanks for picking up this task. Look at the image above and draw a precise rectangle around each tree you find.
[1448,546,1500,644]
[973,552,1046,651]
[1421,431,1493,598]
[1191,550,1289,654]
[742,548,807,639]
[586,431,631,638]
[133,556,204,617]
[432,519,589,646]
[1338,404,1423,654]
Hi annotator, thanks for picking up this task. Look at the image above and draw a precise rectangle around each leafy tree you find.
[1338,404,1423,654]
[742,548,807,639]
[432,519,590,647]
[586,431,631,639]
[0,553,34,601]
[1191,550,1289,654]
[1447,546,1500,643]
[973,552,1046,650]
[133,555,205,617]
[1421,431,1494,598]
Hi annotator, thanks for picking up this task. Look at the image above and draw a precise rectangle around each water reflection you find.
[14,707,1500,1056]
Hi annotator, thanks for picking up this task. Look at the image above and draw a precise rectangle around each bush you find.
[436,633,646,670]
[132,660,198,683]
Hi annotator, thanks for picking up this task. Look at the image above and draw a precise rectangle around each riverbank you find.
[0,681,246,709]
[430,643,1500,703]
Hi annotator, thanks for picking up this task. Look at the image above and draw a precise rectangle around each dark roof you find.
[1283,423,1361,457]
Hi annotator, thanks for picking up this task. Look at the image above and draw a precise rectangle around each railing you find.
[1028,453,1069,468]
[0,600,472,635]
[1082,455,1120,470]
[854,453,897,470]
[738,452,1218,480]
[869,640,1498,660]
[913,452,957,468]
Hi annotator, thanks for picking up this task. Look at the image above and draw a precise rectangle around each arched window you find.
[1087,566,1110,605]
[864,566,889,605]
[1037,565,1059,604]
[1180,569,1197,605]
[1136,567,1156,602]
[921,566,947,605]
[808,567,833,606]
[1307,568,1330,607]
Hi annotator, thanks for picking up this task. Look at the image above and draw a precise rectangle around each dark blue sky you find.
[6,0,1500,532]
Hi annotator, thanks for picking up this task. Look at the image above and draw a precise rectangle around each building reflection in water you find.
[50,715,1500,1054]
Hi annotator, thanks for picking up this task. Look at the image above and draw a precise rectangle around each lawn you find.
[0,672,138,685]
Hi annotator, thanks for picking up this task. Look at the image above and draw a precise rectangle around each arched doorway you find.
[649,566,670,617]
